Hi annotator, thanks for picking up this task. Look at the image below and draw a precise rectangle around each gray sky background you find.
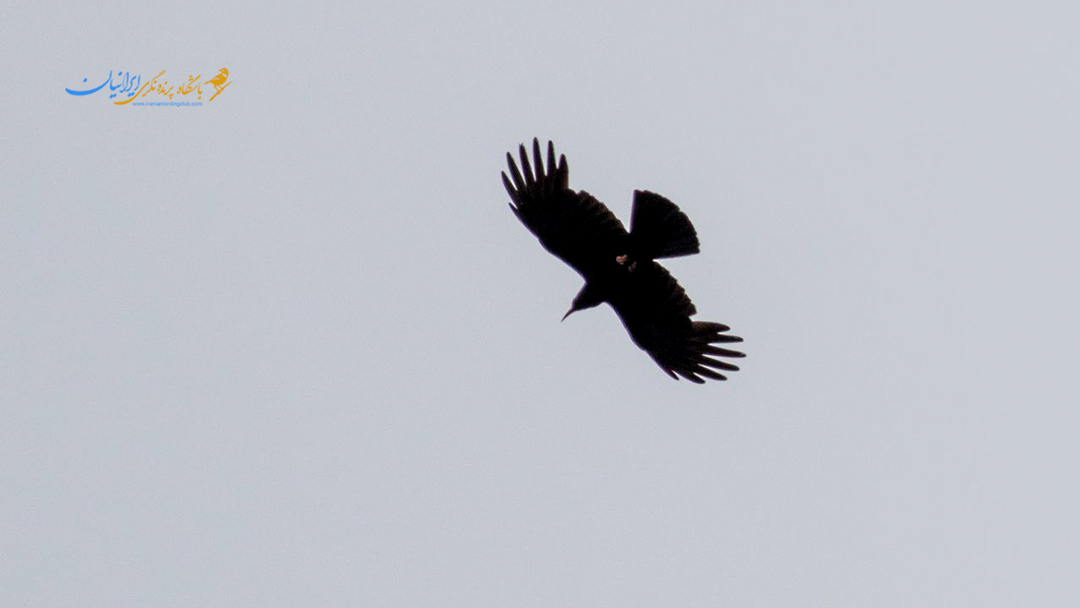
[3,1,1078,606]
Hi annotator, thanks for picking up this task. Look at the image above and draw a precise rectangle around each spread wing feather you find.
[503,139,628,277]
[609,262,745,383]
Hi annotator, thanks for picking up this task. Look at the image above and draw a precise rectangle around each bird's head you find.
[562,283,605,321]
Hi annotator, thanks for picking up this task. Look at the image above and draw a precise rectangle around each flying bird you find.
[503,138,744,383]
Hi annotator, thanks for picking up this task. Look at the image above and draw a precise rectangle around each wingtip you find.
[507,202,522,220]
[518,144,535,185]
[532,138,544,180]
[501,171,517,199]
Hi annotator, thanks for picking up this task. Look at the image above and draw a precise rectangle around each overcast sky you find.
[3,1,1078,606]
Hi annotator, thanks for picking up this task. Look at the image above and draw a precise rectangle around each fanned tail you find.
[628,190,700,259]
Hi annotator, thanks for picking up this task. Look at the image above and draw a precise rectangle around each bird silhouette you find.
[205,68,229,93]
[503,139,744,383]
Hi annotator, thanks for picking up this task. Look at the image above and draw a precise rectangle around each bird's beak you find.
[561,308,574,322]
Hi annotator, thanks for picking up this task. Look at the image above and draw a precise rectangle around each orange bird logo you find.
[205,68,230,101]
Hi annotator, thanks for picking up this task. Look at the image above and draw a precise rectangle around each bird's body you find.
[205,68,228,92]
[503,139,744,383]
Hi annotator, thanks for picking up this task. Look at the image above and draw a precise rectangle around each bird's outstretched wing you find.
[503,139,628,277]
[610,262,744,383]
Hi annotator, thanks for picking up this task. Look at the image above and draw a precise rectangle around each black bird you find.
[503,139,744,383]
